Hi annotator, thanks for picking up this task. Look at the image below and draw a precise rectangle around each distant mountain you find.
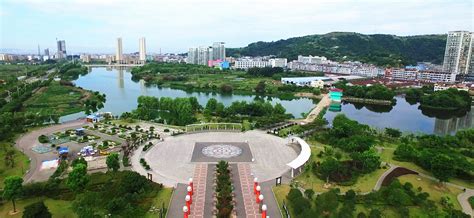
[227,32,447,67]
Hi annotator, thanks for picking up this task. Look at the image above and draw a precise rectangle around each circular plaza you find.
[138,130,298,186]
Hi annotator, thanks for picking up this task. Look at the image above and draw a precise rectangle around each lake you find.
[60,67,316,121]
[324,97,473,135]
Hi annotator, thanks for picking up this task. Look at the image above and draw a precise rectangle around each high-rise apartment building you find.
[187,48,198,64]
[212,42,225,61]
[116,37,123,64]
[139,37,146,62]
[44,48,49,56]
[187,42,225,66]
[56,40,66,59]
[442,31,473,75]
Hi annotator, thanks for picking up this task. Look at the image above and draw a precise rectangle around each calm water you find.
[60,67,316,121]
[324,97,474,135]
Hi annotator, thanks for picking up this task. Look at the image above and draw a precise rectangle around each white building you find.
[297,55,328,64]
[281,77,332,86]
[234,60,270,69]
[139,37,146,62]
[434,84,469,92]
[80,54,91,63]
[391,68,456,83]
[212,42,225,61]
[269,58,287,68]
[442,31,473,75]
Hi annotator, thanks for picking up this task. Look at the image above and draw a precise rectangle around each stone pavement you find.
[190,163,208,218]
[238,163,261,218]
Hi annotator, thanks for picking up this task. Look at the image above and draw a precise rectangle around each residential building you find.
[187,48,198,64]
[390,68,456,83]
[139,37,146,62]
[297,55,328,64]
[281,77,332,86]
[391,68,418,81]
[269,58,287,68]
[56,40,66,59]
[116,37,123,64]
[433,83,470,92]
[234,60,270,69]
[212,42,225,61]
[442,31,473,75]
[44,48,49,57]
[80,54,91,63]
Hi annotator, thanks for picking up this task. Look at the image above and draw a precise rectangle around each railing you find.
[185,123,242,133]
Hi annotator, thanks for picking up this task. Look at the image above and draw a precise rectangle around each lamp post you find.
[183,206,188,218]
[189,178,193,192]
[187,185,193,203]
[261,204,267,218]
[253,177,258,194]
[185,195,191,214]
[256,185,261,202]
[258,194,264,212]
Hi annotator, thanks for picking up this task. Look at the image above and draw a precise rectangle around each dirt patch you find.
[381,167,418,186]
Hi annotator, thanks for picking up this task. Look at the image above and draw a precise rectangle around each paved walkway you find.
[298,94,330,124]
[190,164,208,218]
[238,163,261,218]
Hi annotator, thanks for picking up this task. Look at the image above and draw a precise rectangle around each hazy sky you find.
[1,0,472,54]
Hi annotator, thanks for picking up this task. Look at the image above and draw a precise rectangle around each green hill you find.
[227,32,446,67]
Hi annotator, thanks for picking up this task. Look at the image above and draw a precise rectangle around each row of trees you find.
[286,179,467,217]
[215,161,233,217]
[130,96,199,125]
[394,129,474,182]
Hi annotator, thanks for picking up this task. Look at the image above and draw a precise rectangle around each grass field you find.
[145,187,173,218]
[380,147,474,189]
[0,142,29,189]
[398,174,463,210]
[0,197,76,218]
[272,184,293,217]
[22,82,87,116]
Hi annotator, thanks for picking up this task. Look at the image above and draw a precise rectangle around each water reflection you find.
[324,97,473,135]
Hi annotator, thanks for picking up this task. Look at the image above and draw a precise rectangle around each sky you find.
[0,0,473,54]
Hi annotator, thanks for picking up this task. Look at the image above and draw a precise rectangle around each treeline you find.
[286,179,467,217]
[227,32,446,67]
[247,67,284,77]
[123,96,292,127]
[84,91,106,115]
[58,63,88,81]
[335,82,395,101]
[394,129,474,182]
[311,114,380,184]
[420,88,471,111]
[130,62,222,81]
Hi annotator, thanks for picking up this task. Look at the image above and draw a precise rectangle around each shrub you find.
[38,135,49,143]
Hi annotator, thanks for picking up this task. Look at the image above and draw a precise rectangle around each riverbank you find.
[342,96,393,105]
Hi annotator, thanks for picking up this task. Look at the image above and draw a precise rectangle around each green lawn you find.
[0,197,76,218]
[0,142,29,189]
[272,184,293,217]
[22,82,87,116]
[380,147,474,189]
[398,174,463,210]
[145,187,173,218]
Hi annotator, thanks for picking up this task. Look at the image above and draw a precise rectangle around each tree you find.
[3,176,23,213]
[431,154,455,182]
[4,149,15,168]
[67,163,89,192]
[319,157,341,181]
[255,81,266,94]
[385,128,402,138]
[106,153,120,172]
[352,150,381,173]
[220,84,233,93]
[314,189,339,215]
[71,157,87,168]
[304,188,315,200]
[23,201,51,218]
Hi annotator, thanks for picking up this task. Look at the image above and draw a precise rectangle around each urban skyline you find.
[1,0,472,54]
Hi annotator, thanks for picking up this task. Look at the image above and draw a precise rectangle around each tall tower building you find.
[44,48,49,56]
[56,40,66,59]
[139,37,146,62]
[212,42,225,61]
[442,31,473,75]
[116,37,123,64]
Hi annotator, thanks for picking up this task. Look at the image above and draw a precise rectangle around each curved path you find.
[373,163,473,217]
[15,119,88,183]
